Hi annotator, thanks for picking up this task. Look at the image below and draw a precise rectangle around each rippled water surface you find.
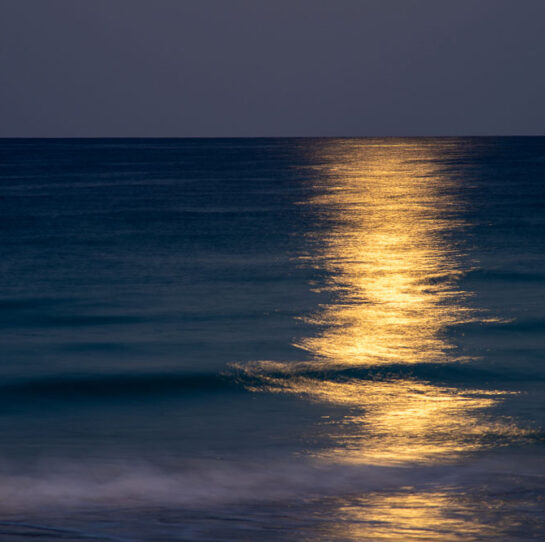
[0,138,544,540]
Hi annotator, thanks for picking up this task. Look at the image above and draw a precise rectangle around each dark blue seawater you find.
[0,138,544,540]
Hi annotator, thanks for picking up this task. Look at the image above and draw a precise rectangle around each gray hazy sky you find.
[1,0,544,137]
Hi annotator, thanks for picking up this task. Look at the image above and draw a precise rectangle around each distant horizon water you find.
[2,134,544,139]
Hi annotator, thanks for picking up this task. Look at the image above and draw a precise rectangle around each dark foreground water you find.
[0,138,544,540]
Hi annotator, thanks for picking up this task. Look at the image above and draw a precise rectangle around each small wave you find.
[0,373,243,401]
[5,359,537,405]
[0,297,72,311]
[230,359,536,386]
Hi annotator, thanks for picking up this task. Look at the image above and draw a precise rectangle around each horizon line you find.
[1,134,544,140]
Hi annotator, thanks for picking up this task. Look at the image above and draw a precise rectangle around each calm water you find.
[0,138,544,540]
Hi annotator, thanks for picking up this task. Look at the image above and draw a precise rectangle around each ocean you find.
[0,137,544,540]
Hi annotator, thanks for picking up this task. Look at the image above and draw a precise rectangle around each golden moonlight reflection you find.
[295,143,472,368]
[331,490,501,541]
[238,139,525,466]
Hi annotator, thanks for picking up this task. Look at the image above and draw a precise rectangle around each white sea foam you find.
[0,452,543,513]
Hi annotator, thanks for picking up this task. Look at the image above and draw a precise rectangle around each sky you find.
[1,0,544,137]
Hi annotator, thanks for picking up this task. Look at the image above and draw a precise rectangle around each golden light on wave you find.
[248,373,521,464]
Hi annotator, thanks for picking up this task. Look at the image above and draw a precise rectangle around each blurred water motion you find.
[242,140,525,465]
